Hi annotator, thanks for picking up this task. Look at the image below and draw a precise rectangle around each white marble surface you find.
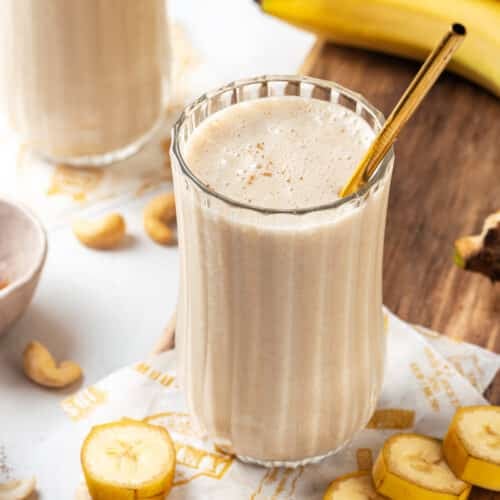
[0,190,179,454]
[0,0,314,473]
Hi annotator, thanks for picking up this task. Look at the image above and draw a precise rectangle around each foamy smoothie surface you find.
[184,96,375,209]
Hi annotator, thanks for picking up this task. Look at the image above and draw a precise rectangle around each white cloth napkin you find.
[13,309,498,499]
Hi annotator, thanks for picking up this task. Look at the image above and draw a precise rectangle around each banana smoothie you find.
[172,79,393,465]
[0,0,168,164]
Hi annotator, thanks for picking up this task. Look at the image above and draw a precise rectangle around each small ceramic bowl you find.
[0,198,47,336]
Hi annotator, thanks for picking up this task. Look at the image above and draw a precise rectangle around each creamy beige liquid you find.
[174,96,392,463]
[0,0,167,160]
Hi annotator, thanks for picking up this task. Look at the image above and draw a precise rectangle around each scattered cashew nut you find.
[23,341,82,389]
[0,477,36,500]
[72,213,126,250]
[143,193,176,246]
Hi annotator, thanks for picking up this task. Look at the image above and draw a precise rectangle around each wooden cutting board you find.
[304,39,499,500]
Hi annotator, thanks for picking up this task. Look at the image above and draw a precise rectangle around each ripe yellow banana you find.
[372,433,471,499]
[444,406,500,491]
[256,0,500,96]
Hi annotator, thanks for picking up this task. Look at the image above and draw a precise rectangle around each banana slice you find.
[373,434,471,500]
[75,482,165,500]
[323,471,385,499]
[0,477,36,500]
[81,420,176,499]
[443,406,500,491]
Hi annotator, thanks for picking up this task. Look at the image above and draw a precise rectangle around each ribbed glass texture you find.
[171,75,394,467]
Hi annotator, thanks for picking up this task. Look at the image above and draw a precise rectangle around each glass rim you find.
[172,74,394,215]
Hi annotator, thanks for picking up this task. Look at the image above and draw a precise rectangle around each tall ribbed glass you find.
[171,75,394,467]
[0,0,169,166]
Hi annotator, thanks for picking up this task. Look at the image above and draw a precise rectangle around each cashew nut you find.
[143,193,176,246]
[72,213,126,250]
[23,341,82,388]
[0,477,36,500]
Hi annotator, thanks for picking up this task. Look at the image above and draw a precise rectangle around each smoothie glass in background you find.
[171,76,394,466]
[0,0,169,166]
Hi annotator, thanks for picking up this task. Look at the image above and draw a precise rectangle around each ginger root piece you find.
[454,211,500,282]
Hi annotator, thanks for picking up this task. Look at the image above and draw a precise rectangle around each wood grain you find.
[309,42,499,500]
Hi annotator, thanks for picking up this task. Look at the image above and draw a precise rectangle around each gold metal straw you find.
[340,23,466,198]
